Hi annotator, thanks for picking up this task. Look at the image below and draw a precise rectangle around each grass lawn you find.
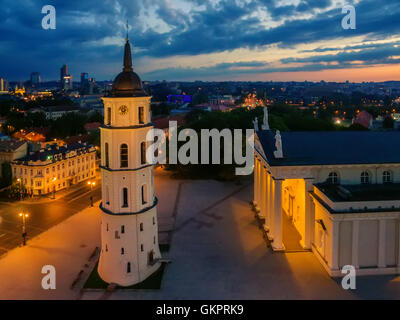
[84,262,166,290]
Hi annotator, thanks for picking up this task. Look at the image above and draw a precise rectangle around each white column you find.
[331,221,340,271]
[255,158,260,209]
[378,219,386,268]
[253,157,258,206]
[264,172,271,231]
[352,220,359,269]
[260,167,266,219]
[268,174,275,238]
[272,179,284,251]
[303,178,314,249]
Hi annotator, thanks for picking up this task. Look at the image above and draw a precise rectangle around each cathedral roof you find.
[257,130,400,167]
[110,38,146,97]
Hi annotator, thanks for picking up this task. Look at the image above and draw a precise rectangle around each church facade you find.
[254,111,400,276]
[97,37,161,286]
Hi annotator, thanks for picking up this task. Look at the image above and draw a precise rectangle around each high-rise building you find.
[0,78,6,92]
[60,64,68,81]
[30,72,41,85]
[81,73,89,87]
[98,37,161,287]
[60,64,73,90]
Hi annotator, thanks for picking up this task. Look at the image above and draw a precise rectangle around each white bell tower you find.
[98,36,161,287]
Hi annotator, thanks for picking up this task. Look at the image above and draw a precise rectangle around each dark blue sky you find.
[1,0,400,82]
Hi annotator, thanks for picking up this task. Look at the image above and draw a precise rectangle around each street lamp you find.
[19,212,29,246]
[17,178,23,201]
[52,177,57,199]
[88,181,96,207]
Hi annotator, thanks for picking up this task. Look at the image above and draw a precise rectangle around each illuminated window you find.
[107,108,111,125]
[361,171,370,184]
[327,172,339,185]
[120,144,128,168]
[138,107,144,124]
[383,171,393,184]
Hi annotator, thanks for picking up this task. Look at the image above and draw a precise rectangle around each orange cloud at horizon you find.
[245,64,400,82]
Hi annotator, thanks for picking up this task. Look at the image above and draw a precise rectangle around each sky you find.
[1,0,400,82]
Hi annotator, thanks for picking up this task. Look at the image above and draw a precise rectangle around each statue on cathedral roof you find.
[273,130,283,158]
[262,106,270,130]
[253,117,259,132]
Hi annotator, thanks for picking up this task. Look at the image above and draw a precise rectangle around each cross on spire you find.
[126,20,129,41]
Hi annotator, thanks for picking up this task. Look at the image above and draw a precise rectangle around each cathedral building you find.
[97,36,161,286]
[254,109,400,276]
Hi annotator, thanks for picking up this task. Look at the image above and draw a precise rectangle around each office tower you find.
[60,64,73,90]
[31,72,41,85]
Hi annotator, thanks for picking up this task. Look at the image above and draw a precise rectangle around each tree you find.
[87,111,104,123]
[88,130,100,147]
[347,123,369,131]
[0,162,12,188]
[49,113,87,139]
[383,117,394,129]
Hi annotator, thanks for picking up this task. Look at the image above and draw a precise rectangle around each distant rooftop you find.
[13,142,94,163]
[0,139,26,152]
[257,130,400,167]
[316,183,400,202]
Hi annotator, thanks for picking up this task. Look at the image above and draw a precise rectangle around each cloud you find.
[0,0,400,81]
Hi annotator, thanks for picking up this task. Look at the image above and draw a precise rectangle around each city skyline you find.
[2,0,400,83]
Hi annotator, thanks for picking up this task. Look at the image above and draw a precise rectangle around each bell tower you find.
[98,36,161,287]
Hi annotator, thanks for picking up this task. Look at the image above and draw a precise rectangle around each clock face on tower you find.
[119,105,128,115]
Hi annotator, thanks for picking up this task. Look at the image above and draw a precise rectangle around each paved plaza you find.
[0,170,400,299]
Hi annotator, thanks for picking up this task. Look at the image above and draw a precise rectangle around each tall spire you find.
[123,37,133,72]
[122,20,133,72]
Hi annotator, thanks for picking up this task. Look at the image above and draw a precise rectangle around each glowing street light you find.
[52,177,57,199]
[19,212,29,246]
[16,178,23,201]
[88,181,96,207]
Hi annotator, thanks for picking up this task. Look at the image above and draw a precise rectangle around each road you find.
[0,182,101,257]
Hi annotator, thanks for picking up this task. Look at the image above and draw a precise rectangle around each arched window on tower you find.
[120,144,128,168]
[141,185,148,205]
[105,143,109,167]
[127,262,131,273]
[138,106,144,124]
[105,186,110,205]
[107,108,111,125]
[122,188,128,208]
[141,142,146,165]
